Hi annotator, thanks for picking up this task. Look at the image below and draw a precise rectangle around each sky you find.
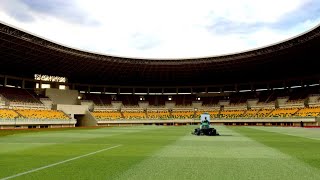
[0,0,319,59]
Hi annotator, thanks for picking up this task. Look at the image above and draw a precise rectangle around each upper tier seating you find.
[0,87,42,104]
[146,96,167,106]
[82,93,112,105]
[173,95,194,106]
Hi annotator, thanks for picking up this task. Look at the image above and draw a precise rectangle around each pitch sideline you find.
[0,144,122,180]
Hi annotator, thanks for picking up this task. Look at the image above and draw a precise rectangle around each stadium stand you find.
[171,110,194,119]
[254,109,273,118]
[0,87,41,104]
[122,110,146,119]
[16,109,70,120]
[220,110,246,118]
[295,107,320,117]
[92,110,122,120]
[0,22,320,128]
[118,95,139,106]
[82,93,112,105]
[147,110,170,119]
[173,95,194,106]
[196,110,220,118]
[242,109,260,118]
[267,108,300,118]
[0,109,20,119]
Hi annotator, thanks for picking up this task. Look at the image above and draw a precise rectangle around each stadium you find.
[1,3,320,179]
[1,21,320,128]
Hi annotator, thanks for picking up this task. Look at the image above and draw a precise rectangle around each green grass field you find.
[0,126,319,180]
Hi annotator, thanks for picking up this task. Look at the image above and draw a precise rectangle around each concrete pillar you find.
[4,76,7,87]
[22,79,25,89]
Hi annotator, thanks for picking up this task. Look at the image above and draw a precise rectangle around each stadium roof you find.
[0,22,320,87]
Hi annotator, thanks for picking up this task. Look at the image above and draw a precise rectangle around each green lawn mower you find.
[192,113,219,136]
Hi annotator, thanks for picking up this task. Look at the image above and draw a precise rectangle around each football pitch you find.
[0,126,319,180]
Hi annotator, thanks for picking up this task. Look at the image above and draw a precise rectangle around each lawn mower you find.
[192,113,219,136]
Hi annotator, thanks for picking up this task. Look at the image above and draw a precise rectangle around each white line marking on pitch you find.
[0,145,122,180]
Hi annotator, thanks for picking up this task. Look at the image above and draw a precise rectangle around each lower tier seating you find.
[267,108,300,118]
[242,109,260,118]
[92,111,122,120]
[219,110,246,118]
[295,107,320,117]
[0,109,20,119]
[196,111,220,118]
[122,110,146,119]
[171,110,194,119]
[16,109,70,120]
[147,110,170,119]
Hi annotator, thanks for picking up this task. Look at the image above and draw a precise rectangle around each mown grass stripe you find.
[2,126,319,180]
[0,126,186,180]
[230,126,320,170]
[0,145,122,180]
[114,126,320,180]
[248,126,320,141]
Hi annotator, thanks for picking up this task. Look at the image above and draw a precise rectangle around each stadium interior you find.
[0,22,320,129]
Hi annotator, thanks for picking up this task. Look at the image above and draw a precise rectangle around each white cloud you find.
[0,0,319,59]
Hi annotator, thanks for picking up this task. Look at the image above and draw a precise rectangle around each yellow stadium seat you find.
[16,109,69,120]
[0,109,20,119]
[92,111,122,120]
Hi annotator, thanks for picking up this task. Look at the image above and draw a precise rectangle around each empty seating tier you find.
[255,109,273,118]
[242,109,260,118]
[268,108,300,118]
[122,110,146,119]
[295,107,320,117]
[0,87,41,104]
[196,111,219,118]
[147,110,170,119]
[92,111,122,120]
[0,109,20,119]
[219,110,246,118]
[16,109,70,120]
[171,110,194,119]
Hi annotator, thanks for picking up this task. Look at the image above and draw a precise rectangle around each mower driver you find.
[200,117,210,129]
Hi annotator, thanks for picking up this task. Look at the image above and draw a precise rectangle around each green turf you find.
[0,127,101,137]
[0,126,319,180]
[231,126,320,169]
